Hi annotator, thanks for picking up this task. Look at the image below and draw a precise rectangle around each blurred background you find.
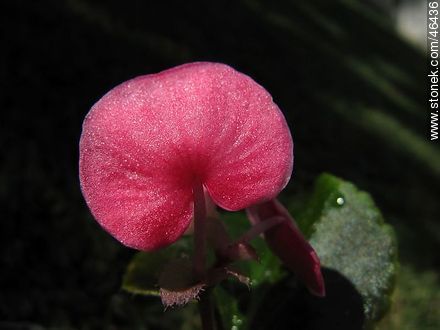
[0,0,437,329]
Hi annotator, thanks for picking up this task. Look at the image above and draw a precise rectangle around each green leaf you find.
[122,174,398,329]
[299,173,398,324]
[122,237,192,296]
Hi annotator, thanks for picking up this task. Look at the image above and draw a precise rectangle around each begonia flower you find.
[79,62,293,251]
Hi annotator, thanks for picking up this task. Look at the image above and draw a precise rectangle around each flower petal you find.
[79,124,194,250]
[197,64,293,210]
[80,62,292,250]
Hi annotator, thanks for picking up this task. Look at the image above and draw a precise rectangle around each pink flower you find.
[79,62,293,251]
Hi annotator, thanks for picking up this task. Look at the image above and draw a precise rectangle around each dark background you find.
[1,0,438,329]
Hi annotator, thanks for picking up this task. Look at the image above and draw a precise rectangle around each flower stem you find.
[237,216,285,243]
[193,180,207,280]
[199,289,215,330]
[193,181,217,330]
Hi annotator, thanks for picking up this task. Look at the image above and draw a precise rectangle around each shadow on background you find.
[250,268,365,330]
[0,0,437,328]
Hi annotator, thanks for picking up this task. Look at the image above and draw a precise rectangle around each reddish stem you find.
[193,180,207,279]
[199,289,215,330]
[236,216,285,244]
[193,181,217,330]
